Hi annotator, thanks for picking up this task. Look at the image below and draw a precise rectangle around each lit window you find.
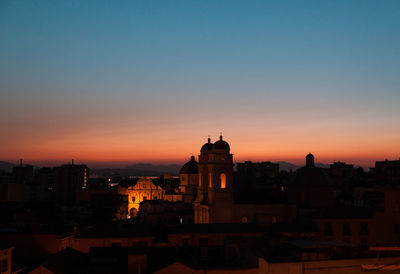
[220,173,226,188]
[209,173,212,188]
[241,216,248,223]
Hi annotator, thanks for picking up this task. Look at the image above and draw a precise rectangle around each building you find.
[235,161,280,203]
[12,160,34,185]
[285,153,334,209]
[193,136,296,224]
[53,160,88,203]
[0,245,13,274]
[119,178,164,217]
[373,159,400,184]
[194,136,235,224]
[178,156,199,203]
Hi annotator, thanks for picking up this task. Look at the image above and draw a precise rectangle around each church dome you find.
[179,156,198,174]
[293,153,333,186]
[201,138,213,152]
[306,153,315,167]
[213,135,230,152]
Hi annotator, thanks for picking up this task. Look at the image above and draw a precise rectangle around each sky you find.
[0,0,400,168]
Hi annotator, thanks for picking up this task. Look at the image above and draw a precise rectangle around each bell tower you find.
[194,135,234,223]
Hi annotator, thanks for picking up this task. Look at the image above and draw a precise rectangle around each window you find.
[182,237,189,246]
[132,196,136,202]
[360,223,369,235]
[143,196,147,201]
[111,241,122,247]
[209,173,212,188]
[220,173,226,189]
[360,238,368,250]
[324,223,333,236]
[199,174,202,187]
[199,237,208,246]
[342,224,351,236]
[241,216,248,223]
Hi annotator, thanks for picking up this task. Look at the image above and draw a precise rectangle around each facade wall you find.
[0,247,13,274]
[317,218,376,248]
[168,232,264,247]
[234,204,297,224]
[119,178,164,216]
[264,257,400,274]
[155,262,259,274]
[71,237,153,253]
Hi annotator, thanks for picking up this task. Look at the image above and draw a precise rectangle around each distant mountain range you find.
[93,163,182,177]
[0,160,331,177]
[275,161,330,171]
[275,161,299,172]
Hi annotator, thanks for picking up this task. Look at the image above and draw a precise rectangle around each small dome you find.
[306,153,315,167]
[213,135,230,152]
[179,156,198,174]
[201,138,213,152]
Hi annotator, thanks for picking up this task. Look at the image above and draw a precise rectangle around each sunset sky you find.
[1,0,400,168]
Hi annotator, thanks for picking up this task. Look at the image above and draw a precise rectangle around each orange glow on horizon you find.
[1,122,399,168]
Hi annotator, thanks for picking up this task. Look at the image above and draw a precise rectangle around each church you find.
[181,135,297,224]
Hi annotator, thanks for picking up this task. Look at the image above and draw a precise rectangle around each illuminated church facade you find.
[192,136,296,224]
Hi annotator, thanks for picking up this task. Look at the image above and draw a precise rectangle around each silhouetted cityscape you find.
[1,136,400,273]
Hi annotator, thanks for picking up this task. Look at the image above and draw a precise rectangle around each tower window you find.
[199,174,202,187]
[324,223,333,236]
[220,173,226,188]
[360,223,368,235]
[209,173,212,188]
[342,223,351,236]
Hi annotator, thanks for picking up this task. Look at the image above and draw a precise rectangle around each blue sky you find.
[0,0,399,166]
